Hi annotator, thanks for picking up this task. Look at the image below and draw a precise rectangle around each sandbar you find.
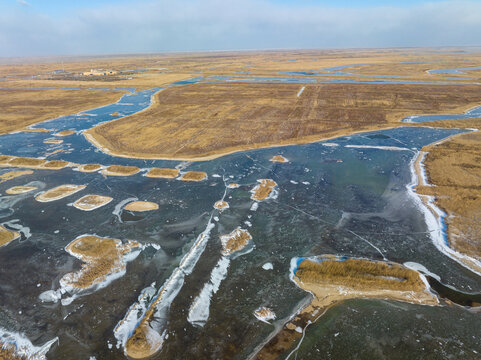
[0,225,20,247]
[24,128,50,133]
[250,179,277,201]
[0,170,33,183]
[0,155,14,165]
[5,185,37,195]
[76,164,103,173]
[227,183,240,189]
[53,130,75,137]
[270,155,288,163]
[124,201,159,212]
[257,256,437,359]
[44,139,63,144]
[61,235,140,289]
[145,168,179,179]
[73,194,113,211]
[35,184,86,202]
[42,160,70,170]
[254,307,276,323]
[7,157,46,168]
[220,227,252,256]
[179,171,207,182]
[213,200,229,210]
[101,165,140,176]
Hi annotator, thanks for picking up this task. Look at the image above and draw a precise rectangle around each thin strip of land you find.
[414,125,481,264]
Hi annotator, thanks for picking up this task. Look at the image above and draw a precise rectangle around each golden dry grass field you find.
[2,48,481,139]
[416,128,481,260]
[0,88,126,134]
[2,48,481,90]
[85,82,481,160]
[257,257,437,360]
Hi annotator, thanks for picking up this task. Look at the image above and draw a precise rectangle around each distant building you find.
[50,69,69,75]
[82,69,118,76]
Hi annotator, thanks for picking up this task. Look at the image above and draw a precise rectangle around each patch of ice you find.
[112,197,138,222]
[297,86,305,97]
[114,217,216,352]
[187,256,230,327]
[1,219,31,239]
[404,262,441,282]
[407,152,481,276]
[253,307,276,323]
[0,328,58,360]
[250,202,258,211]
[345,145,411,151]
[262,262,273,270]
[39,290,62,303]
[322,143,339,147]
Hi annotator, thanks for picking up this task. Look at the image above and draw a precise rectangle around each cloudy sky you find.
[1,0,480,57]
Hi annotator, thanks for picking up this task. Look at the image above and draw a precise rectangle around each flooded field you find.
[0,77,480,359]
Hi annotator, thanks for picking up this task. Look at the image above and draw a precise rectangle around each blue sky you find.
[1,0,480,57]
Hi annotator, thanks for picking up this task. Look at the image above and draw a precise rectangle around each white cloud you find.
[16,0,30,7]
[1,0,481,56]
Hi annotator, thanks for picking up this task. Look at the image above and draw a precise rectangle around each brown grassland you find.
[76,164,103,172]
[145,168,179,178]
[415,128,481,261]
[0,155,14,165]
[251,179,277,201]
[44,139,63,144]
[62,235,139,289]
[179,171,207,181]
[256,257,437,359]
[85,82,481,160]
[213,200,229,210]
[220,228,252,255]
[254,307,275,320]
[7,157,46,168]
[101,165,140,176]
[0,225,20,247]
[35,184,86,202]
[2,48,481,140]
[72,194,113,211]
[0,88,126,134]
[295,258,425,291]
[124,201,159,212]
[3,48,481,86]
[0,345,25,360]
[53,130,75,137]
[5,185,37,194]
[42,160,70,169]
[270,155,288,163]
[0,170,33,183]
